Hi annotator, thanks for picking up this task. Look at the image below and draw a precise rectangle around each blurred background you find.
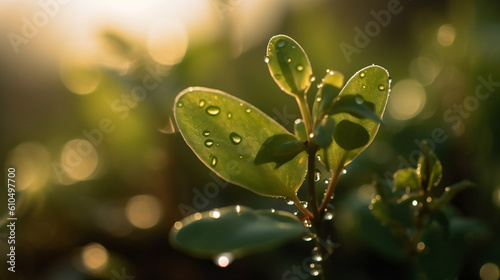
[1,0,499,279]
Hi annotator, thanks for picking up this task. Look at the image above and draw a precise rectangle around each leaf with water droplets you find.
[312,70,344,120]
[174,87,307,198]
[169,206,305,258]
[321,65,390,172]
[266,35,313,97]
[311,116,335,148]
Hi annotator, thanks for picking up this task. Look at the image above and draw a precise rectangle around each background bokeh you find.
[1,0,500,279]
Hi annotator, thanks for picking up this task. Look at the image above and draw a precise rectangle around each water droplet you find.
[362,85,366,89]
[308,262,321,276]
[302,231,316,241]
[210,155,218,167]
[203,130,210,137]
[311,246,323,262]
[291,44,296,49]
[316,155,322,161]
[287,58,292,63]
[310,75,316,82]
[270,208,276,213]
[359,72,366,78]
[300,201,309,209]
[387,77,392,84]
[342,169,347,174]
[245,108,251,114]
[314,169,321,182]
[227,112,232,118]
[316,97,322,102]
[324,179,330,184]
[303,219,312,228]
[355,95,364,105]
[229,132,242,145]
[412,200,418,206]
[177,102,183,107]
[198,99,206,107]
[264,56,270,63]
[206,106,220,116]
[209,209,221,219]
[274,73,283,80]
[285,199,294,206]
[293,211,299,216]
[214,253,234,268]
[204,139,214,147]
[277,40,286,48]
[317,83,323,89]
[296,64,304,71]
[324,208,334,220]
[378,84,386,91]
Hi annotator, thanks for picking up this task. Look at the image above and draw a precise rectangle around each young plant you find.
[169,34,390,279]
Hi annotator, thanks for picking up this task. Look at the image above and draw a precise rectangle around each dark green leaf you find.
[255,134,305,168]
[266,35,313,96]
[326,95,385,124]
[170,206,305,258]
[417,141,443,191]
[312,117,335,148]
[430,180,474,210]
[174,87,307,198]
[333,120,370,150]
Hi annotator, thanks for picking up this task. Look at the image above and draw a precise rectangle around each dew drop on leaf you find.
[314,169,321,182]
[210,155,218,167]
[342,169,347,174]
[324,208,334,220]
[302,231,315,241]
[378,84,386,91]
[311,246,322,261]
[362,85,366,89]
[264,56,270,63]
[300,201,309,209]
[277,40,286,48]
[198,99,206,108]
[204,139,214,148]
[202,130,210,137]
[229,132,242,145]
[206,106,221,116]
[177,102,184,107]
[291,44,296,49]
[359,72,366,78]
[245,108,251,114]
[287,58,292,63]
[285,198,295,205]
[355,95,364,105]
[296,64,304,71]
[227,112,232,119]
[310,75,316,82]
[303,219,312,228]
[309,263,321,276]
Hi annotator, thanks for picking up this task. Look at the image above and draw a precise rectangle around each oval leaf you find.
[174,87,307,198]
[170,206,305,258]
[322,65,390,172]
[266,35,313,96]
[393,168,420,192]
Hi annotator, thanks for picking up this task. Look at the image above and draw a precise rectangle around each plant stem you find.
[319,154,346,212]
[291,195,313,220]
[295,94,313,141]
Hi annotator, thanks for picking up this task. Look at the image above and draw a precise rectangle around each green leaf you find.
[322,65,390,172]
[333,120,369,150]
[255,134,305,168]
[266,35,313,96]
[417,141,443,191]
[430,180,474,210]
[393,168,420,192]
[174,87,307,198]
[312,70,345,120]
[170,206,305,258]
[326,95,385,124]
[293,119,307,142]
[312,116,335,148]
